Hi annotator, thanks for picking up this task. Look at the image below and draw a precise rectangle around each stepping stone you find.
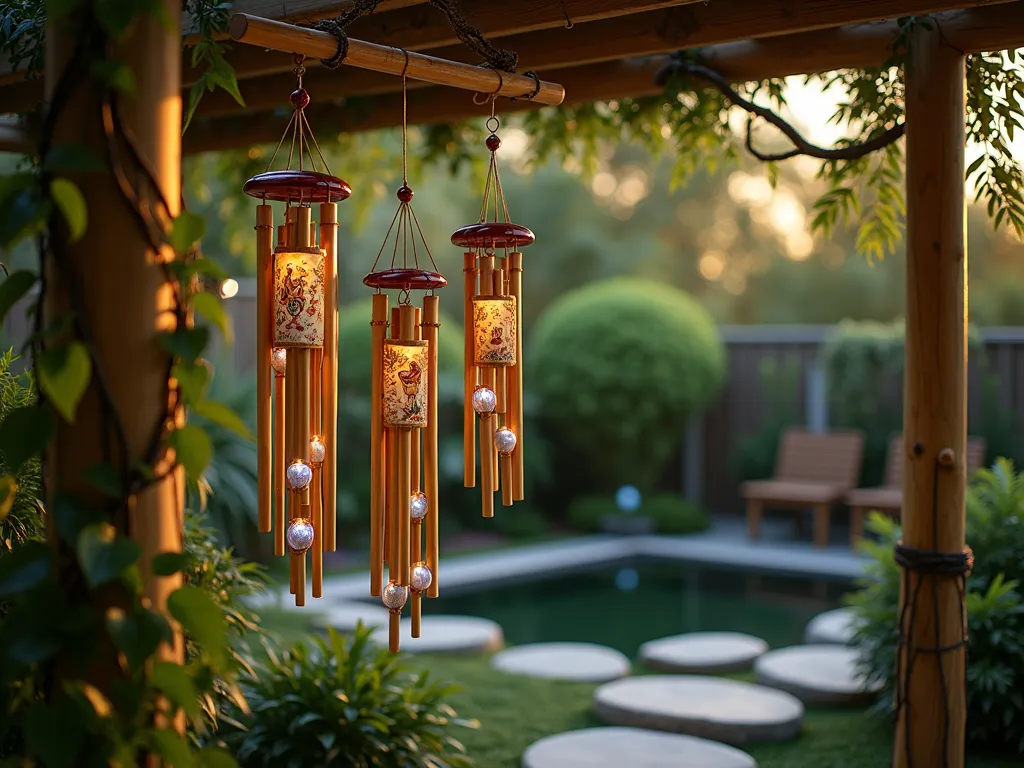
[522,727,756,768]
[492,643,630,683]
[755,645,882,706]
[369,615,503,655]
[639,632,768,674]
[593,675,803,745]
[311,601,390,633]
[804,608,859,645]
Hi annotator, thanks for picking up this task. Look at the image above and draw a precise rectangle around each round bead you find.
[286,518,315,553]
[289,88,310,109]
[382,582,408,611]
[494,426,517,455]
[286,460,313,491]
[411,563,433,592]
[472,387,497,414]
[410,492,428,520]
[486,134,501,151]
[397,184,414,203]
[271,348,287,374]
[309,437,327,465]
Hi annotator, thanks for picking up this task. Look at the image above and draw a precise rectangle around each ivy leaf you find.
[152,551,192,576]
[0,270,38,326]
[173,361,210,405]
[160,327,210,362]
[81,462,123,497]
[192,291,231,342]
[192,400,250,439]
[76,523,141,588]
[167,586,227,670]
[168,425,212,479]
[148,729,195,768]
[37,342,91,423]
[43,144,105,173]
[106,607,172,672]
[0,474,18,520]
[151,661,201,720]
[169,213,206,255]
[0,405,54,471]
[24,698,84,768]
[0,541,50,598]
[50,178,88,242]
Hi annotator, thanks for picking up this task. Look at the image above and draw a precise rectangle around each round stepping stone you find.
[593,675,803,745]
[369,615,503,654]
[755,645,881,706]
[492,643,631,683]
[804,608,859,645]
[311,601,390,633]
[639,632,768,674]
[522,727,756,768]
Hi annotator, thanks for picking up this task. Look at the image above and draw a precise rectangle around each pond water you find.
[425,562,853,655]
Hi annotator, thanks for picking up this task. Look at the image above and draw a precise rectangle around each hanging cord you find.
[264,56,334,176]
[478,112,511,225]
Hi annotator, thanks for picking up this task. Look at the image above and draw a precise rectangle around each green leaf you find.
[148,729,195,768]
[197,747,238,768]
[167,586,228,669]
[151,661,201,720]
[0,474,17,520]
[169,212,206,254]
[192,400,250,439]
[37,342,91,423]
[183,78,208,134]
[82,462,123,496]
[43,144,105,173]
[0,405,53,471]
[152,551,192,576]
[24,698,83,768]
[106,607,171,672]
[0,541,50,598]
[160,327,210,362]
[76,523,141,588]
[0,270,38,326]
[173,361,210,405]
[192,291,231,342]
[50,179,88,242]
[168,424,212,479]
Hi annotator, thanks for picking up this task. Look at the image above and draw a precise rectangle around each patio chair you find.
[846,434,987,547]
[742,428,865,549]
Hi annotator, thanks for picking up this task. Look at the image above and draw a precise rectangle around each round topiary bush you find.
[529,277,724,493]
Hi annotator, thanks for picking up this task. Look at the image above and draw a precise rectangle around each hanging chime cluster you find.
[247,65,349,606]
[455,117,534,518]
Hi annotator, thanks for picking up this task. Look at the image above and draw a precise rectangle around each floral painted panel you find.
[382,340,429,428]
[274,249,325,347]
[473,296,517,366]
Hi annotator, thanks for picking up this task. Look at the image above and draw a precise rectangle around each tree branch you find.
[657,59,905,162]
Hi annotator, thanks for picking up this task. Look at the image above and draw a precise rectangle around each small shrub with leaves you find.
[846,458,1024,754]
[0,349,42,557]
[217,625,476,768]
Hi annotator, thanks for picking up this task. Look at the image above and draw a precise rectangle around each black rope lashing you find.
[314,0,382,69]
[894,542,974,577]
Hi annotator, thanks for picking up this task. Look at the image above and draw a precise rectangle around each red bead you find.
[289,88,310,109]
[397,185,414,203]
[486,134,501,151]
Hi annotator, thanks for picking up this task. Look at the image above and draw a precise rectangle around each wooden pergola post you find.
[44,0,185,691]
[895,24,967,768]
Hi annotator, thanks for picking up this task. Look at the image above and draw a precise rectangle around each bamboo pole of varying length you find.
[412,306,422,493]
[256,204,273,533]
[290,348,311,607]
[369,293,388,596]
[492,268,507,415]
[411,522,422,636]
[311,347,323,599]
[463,253,477,488]
[228,14,565,106]
[508,251,525,501]
[397,305,416,587]
[274,372,286,556]
[320,202,339,552]
[386,307,400,573]
[894,26,968,768]
[423,295,440,598]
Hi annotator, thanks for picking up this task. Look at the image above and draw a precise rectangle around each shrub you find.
[0,349,42,558]
[529,277,724,493]
[568,493,708,534]
[217,625,476,767]
[846,458,1024,753]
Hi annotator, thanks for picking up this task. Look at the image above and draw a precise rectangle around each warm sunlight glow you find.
[614,169,649,207]
[500,128,529,160]
[727,172,772,207]
[784,230,815,261]
[699,250,725,281]
[592,171,617,198]
[219,278,239,299]
[766,189,806,233]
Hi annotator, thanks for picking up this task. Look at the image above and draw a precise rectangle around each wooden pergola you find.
[4,0,1020,765]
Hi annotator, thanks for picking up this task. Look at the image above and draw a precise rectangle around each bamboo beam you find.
[895,24,967,768]
[228,14,566,106]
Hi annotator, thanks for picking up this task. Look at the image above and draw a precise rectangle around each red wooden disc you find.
[243,170,352,203]
[363,269,448,291]
[451,222,535,250]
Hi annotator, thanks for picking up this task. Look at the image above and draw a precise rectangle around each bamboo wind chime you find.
[366,68,446,652]
[246,63,349,606]
[455,116,534,518]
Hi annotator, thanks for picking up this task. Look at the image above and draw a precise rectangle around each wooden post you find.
[894,25,967,768]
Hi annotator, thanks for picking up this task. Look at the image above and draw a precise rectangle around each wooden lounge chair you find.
[847,434,987,547]
[742,428,865,549]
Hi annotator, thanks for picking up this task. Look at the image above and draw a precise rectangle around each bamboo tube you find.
[479,254,494,306]
[386,307,400,574]
[320,202,339,553]
[274,374,286,556]
[501,453,514,507]
[256,204,273,533]
[294,532,306,607]
[389,612,400,653]
[509,251,525,501]
[397,305,416,587]
[480,412,495,518]
[411,590,422,637]
[228,14,566,106]
[369,293,388,596]
[286,205,298,248]
[463,253,476,488]
[311,348,323,600]
[412,306,422,493]
[411,520,422,637]
[423,295,440,598]
[492,268,507,415]
[289,348,312,605]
